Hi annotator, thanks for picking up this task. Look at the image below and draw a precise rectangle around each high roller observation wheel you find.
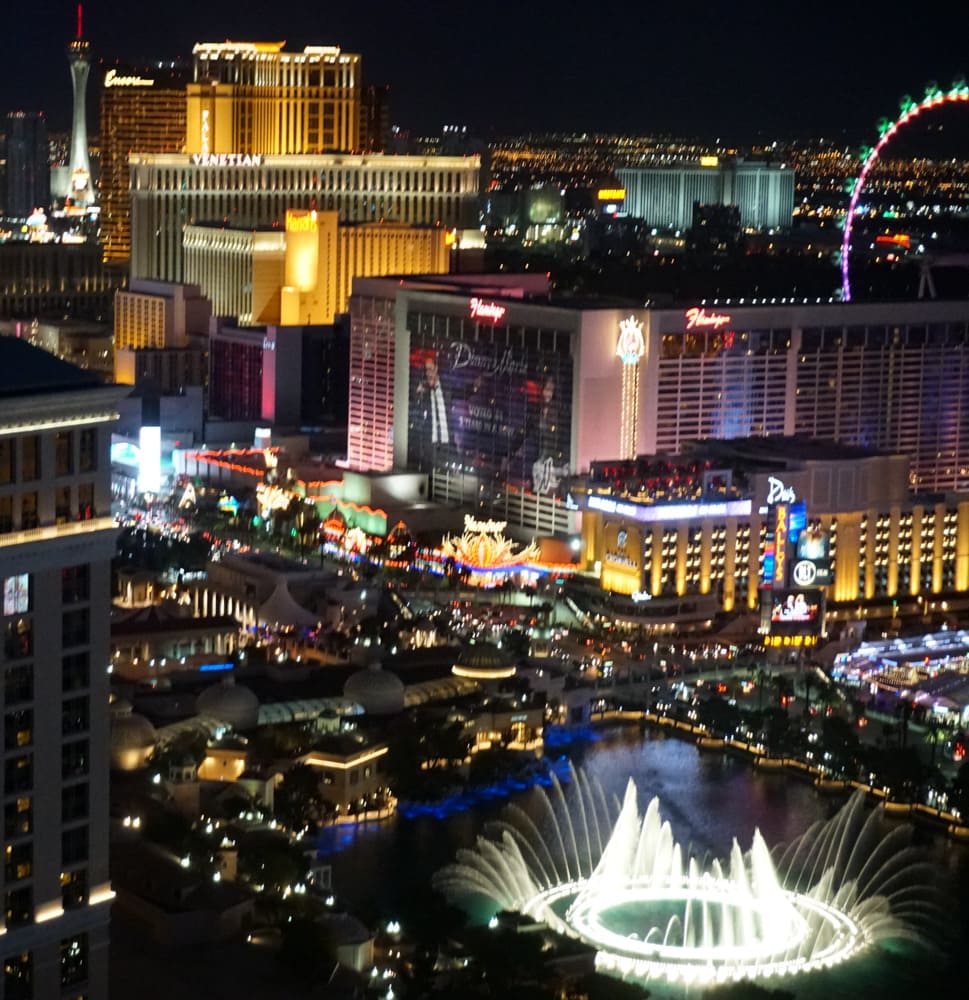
[840,81,969,302]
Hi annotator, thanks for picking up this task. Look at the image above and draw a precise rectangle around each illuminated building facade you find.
[183,210,449,327]
[188,42,360,156]
[99,63,187,263]
[0,338,126,998]
[617,159,793,231]
[579,439,969,626]
[349,282,969,535]
[129,153,479,282]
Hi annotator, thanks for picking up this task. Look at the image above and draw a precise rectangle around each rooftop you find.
[0,337,103,397]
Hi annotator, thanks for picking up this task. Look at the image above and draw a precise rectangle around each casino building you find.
[182,209,449,327]
[99,63,188,263]
[616,158,794,231]
[129,152,480,283]
[188,42,360,157]
[577,438,969,625]
[347,276,969,539]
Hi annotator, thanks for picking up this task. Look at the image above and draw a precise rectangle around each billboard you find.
[766,588,824,637]
[407,310,574,497]
[792,526,833,587]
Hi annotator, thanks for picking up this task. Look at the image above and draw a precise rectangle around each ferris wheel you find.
[840,81,969,302]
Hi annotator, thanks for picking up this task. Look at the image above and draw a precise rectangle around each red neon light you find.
[469,297,506,324]
[874,233,911,249]
[77,3,83,39]
[685,307,731,330]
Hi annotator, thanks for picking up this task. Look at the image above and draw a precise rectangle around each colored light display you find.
[841,82,969,301]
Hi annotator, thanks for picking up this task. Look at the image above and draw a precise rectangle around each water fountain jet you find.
[435,764,944,986]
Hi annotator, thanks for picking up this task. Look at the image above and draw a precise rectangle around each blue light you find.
[199,662,234,673]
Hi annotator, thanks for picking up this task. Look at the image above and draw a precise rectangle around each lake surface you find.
[316,727,967,997]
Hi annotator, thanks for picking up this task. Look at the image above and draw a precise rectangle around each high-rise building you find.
[99,63,187,263]
[617,159,794,231]
[129,153,480,283]
[187,42,361,156]
[182,210,450,327]
[0,338,126,998]
[66,6,95,209]
[2,113,50,218]
[348,278,969,535]
[359,85,391,154]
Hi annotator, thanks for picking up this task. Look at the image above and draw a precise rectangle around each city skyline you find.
[3,1,969,142]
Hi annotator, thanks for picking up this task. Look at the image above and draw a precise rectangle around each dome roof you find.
[196,679,260,731]
[343,662,405,716]
[452,642,516,680]
[109,695,133,718]
[110,713,157,771]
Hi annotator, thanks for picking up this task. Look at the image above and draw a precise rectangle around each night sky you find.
[3,1,969,145]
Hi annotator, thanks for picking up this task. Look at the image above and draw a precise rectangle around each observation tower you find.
[66,3,95,209]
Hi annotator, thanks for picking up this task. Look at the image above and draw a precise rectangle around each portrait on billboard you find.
[414,351,453,449]
[407,314,573,496]
[796,527,830,561]
[767,588,824,636]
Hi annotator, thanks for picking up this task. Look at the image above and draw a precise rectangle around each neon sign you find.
[469,298,506,324]
[104,69,154,88]
[766,476,796,505]
[597,188,626,201]
[616,316,645,364]
[190,153,263,167]
[285,210,318,233]
[685,307,731,330]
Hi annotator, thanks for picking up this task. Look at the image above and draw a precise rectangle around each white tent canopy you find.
[257,582,319,629]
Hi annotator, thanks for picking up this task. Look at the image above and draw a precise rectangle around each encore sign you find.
[685,307,731,330]
[104,69,154,87]
[469,298,506,324]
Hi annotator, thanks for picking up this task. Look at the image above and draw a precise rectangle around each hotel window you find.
[77,481,94,520]
[20,491,38,530]
[4,709,32,749]
[56,485,71,524]
[62,565,90,604]
[62,783,88,823]
[62,740,89,779]
[62,608,90,648]
[61,868,88,909]
[4,665,33,704]
[3,952,31,1000]
[4,797,31,838]
[62,652,90,692]
[56,432,73,476]
[4,754,33,793]
[20,436,39,481]
[0,439,14,484]
[78,428,97,473]
[4,619,33,660]
[60,933,88,989]
[4,887,33,928]
[62,696,89,736]
[4,842,32,882]
[0,496,12,533]
[61,826,88,866]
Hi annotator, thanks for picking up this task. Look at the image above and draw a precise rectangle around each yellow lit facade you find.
[183,211,450,327]
[187,42,360,156]
[582,444,969,615]
[99,65,187,263]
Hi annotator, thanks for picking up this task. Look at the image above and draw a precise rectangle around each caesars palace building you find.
[348,277,969,611]
[128,152,481,283]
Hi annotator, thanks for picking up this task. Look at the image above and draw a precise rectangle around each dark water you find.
[315,728,967,998]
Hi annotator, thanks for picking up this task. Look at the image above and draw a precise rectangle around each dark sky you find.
[4,1,969,145]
